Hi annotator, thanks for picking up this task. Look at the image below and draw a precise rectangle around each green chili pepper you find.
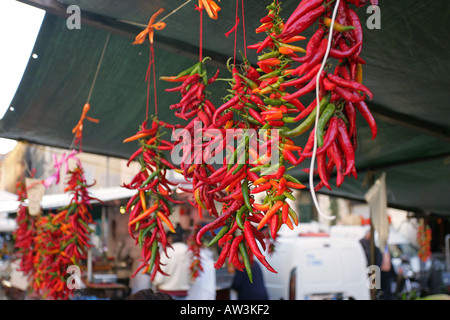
[264,98,284,106]
[241,113,264,126]
[175,62,200,79]
[282,116,297,123]
[239,242,253,283]
[316,103,336,147]
[207,224,230,247]
[283,191,296,201]
[284,173,302,185]
[272,194,286,202]
[139,168,161,188]
[281,93,331,137]
[149,240,158,271]
[138,223,157,248]
[236,73,259,90]
[258,69,282,81]
[241,180,253,213]
[235,205,248,230]
[258,50,281,61]
[261,162,280,176]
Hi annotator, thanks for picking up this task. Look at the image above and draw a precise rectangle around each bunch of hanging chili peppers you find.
[187,225,203,280]
[244,0,377,193]
[31,164,98,299]
[122,118,184,280]
[417,220,431,263]
[157,0,377,281]
[13,179,38,284]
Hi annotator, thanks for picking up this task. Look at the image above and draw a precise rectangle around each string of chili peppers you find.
[123,9,188,281]
[187,225,204,280]
[122,118,185,280]
[12,178,39,286]
[417,219,432,263]
[37,162,98,300]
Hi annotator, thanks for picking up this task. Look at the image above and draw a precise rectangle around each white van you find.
[260,234,371,300]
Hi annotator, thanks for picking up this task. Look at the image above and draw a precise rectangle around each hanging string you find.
[198,6,203,61]
[145,45,157,118]
[241,0,247,59]
[233,0,239,65]
[71,33,109,151]
[86,33,111,104]
[157,0,193,23]
[225,0,247,66]
[133,8,167,120]
[309,0,341,221]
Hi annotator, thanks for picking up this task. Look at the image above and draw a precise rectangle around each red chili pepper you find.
[329,42,362,60]
[327,73,373,100]
[333,85,366,103]
[336,118,355,176]
[282,71,323,101]
[281,5,326,40]
[327,140,345,187]
[281,63,321,89]
[283,0,323,31]
[291,37,328,76]
[354,100,377,139]
[290,28,324,64]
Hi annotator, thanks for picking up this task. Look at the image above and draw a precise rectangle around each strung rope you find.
[241,0,246,59]
[309,0,341,221]
[133,8,167,119]
[225,0,247,66]
[157,0,193,23]
[86,33,111,104]
[71,33,109,150]
[199,6,203,61]
[232,0,239,65]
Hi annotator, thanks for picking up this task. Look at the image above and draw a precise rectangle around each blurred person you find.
[231,261,268,300]
[186,246,216,300]
[125,288,173,300]
[152,225,191,299]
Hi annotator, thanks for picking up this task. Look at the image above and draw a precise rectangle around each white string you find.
[118,0,194,27]
[309,0,341,221]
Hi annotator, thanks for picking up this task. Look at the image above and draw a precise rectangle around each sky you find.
[0,0,45,154]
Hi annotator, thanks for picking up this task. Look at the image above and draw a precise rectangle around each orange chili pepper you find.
[278,46,294,55]
[123,132,153,143]
[159,75,190,82]
[253,177,268,186]
[283,35,307,43]
[139,190,147,212]
[253,203,270,211]
[157,211,176,233]
[128,202,159,226]
[257,200,284,230]
[51,210,68,225]
[286,181,306,189]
